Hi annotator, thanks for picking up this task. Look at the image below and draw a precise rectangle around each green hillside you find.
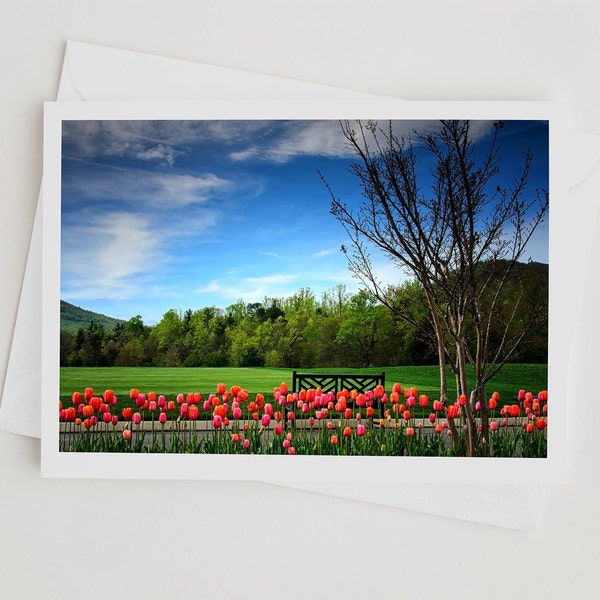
[60,300,125,335]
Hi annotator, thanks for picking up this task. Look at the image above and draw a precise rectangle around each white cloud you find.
[311,248,334,258]
[61,212,169,301]
[196,273,301,303]
[63,165,230,209]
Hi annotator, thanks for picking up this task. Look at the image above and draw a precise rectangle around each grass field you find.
[60,364,548,406]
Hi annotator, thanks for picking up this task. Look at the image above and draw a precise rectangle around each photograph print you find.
[51,105,552,469]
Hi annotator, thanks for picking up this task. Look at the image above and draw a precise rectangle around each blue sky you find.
[61,119,549,325]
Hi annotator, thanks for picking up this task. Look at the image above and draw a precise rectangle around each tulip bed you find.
[59,382,548,458]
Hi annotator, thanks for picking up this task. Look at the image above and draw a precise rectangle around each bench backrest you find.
[291,370,385,395]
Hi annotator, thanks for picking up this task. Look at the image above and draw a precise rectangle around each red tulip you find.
[428,413,436,424]
[189,406,199,421]
[216,383,226,395]
[159,412,167,425]
[84,387,94,402]
[406,427,415,437]
[446,405,459,419]
[419,395,429,408]
[343,426,352,437]
[72,391,82,406]
[213,415,223,429]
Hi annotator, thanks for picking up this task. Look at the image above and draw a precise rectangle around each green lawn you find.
[60,364,548,406]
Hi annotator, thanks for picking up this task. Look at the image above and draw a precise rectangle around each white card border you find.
[42,99,567,483]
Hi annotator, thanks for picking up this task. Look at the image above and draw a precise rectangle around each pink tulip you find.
[490,420,498,432]
[112,415,118,426]
[232,407,243,420]
[123,428,131,441]
[428,413,436,424]
[158,395,166,409]
[159,412,167,425]
[288,447,296,455]
[406,396,416,408]
[356,423,366,437]
[274,423,283,435]
[283,439,291,449]
[102,412,112,424]
[261,414,271,427]
[133,413,141,425]
[243,439,251,450]
[213,414,223,429]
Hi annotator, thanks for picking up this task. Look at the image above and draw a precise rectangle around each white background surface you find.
[1,2,599,598]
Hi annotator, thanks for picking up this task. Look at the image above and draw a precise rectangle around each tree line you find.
[60,271,547,369]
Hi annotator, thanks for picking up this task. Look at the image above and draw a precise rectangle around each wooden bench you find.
[291,371,386,414]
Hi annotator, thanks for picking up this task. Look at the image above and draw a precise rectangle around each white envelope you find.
[2,41,597,530]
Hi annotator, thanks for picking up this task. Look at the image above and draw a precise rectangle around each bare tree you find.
[321,119,548,456]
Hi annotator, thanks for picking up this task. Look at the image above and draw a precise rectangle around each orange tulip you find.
[343,426,352,437]
[330,434,338,445]
[446,405,459,419]
[509,404,521,418]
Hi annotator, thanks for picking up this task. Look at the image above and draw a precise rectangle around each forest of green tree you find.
[60,263,547,370]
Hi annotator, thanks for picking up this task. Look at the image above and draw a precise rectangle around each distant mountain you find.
[60,300,125,335]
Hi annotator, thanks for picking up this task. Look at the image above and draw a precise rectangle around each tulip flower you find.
[232,407,243,420]
[343,426,352,437]
[406,427,415,437]
[84,387,94,402]
[490,421,498,432]
[330,435,338,446]
[189,406,199,421]
[133,413,141,425]
[213,415,223,429]
[283,439,291,449]
[72,391,82,405]
[274,423,283,436]
[216,383,226,395]
[446,405,459,419]
[243,439,251,450]
[356,424,366,437]
[261,414,271,427]
[159,412,167,425]
[428,413,436,424]
[287,447,296,455]
[123,428,132,441]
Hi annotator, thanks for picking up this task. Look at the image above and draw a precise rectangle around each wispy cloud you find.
[195,273,301,302]
[61,211,170,301]
[62,161,230,209]
[311,248,334,258]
